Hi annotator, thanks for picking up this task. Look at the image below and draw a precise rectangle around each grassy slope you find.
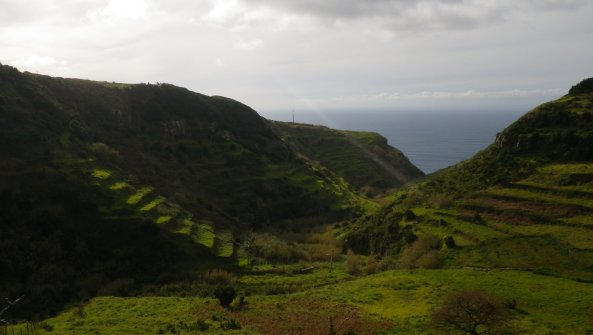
[272,122,424,197]
[348,85,593,281]
[13,264,593,334]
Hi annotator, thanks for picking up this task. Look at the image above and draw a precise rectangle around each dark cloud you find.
[239,0,585,32]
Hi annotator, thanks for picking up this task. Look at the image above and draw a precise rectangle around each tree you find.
[213,286,237,308]
[444,236,456,249]
[432,290,514,335]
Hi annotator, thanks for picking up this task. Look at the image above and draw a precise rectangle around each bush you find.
[229,294,245,311]
[431,193,454,209]
[403,209,416,221]
[201,269,238,286]
[89,142,120,162]
[399,234,441,269]
[346,249,360,275]
[213,286,237,308]
[415,251,440,269]
[221,318,241,330]
[444,236,456,249]
[362,256,378,275]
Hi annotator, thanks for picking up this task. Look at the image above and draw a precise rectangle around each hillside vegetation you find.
[347,78,593,282]
[272,122,424,197]
[3,65,593,334]
[0,64,418,316]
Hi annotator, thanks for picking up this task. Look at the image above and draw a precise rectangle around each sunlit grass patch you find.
[139,196,165,212]
[108,181,129,190]
[91,168,111,179]
[156,216,172,224]
[127,187,154,205]
[214,231,234,257]
[172,217,192,234]
[190,222,216,248]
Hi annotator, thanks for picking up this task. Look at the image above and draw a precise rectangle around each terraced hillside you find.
[347,78,593,281]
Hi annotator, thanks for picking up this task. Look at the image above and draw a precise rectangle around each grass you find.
[495,223,593,249]
[157,216,172,224]
[191,222,216,248]
[485,187,593,210]
[214,231,235,258]
[139,196,165,212]
[126,187,154,205]
[91,168,111,180]
[16,267,593,335]
[109,182,129,190]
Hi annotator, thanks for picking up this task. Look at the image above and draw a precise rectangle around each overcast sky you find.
[2,0,593,111]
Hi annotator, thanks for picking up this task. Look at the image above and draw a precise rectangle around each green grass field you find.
[11,266,593,334]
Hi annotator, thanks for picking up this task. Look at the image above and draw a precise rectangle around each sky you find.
[1,0,593,112]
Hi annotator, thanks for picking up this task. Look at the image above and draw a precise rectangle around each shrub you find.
[362,256,379,275]
[230,294,245,311]
[346,249,360,275]
[221,318,241,330]
[201,269,238,286]
[415,251,440,269]
[403,209,416,221]
[213,286,237,308]
[431,193,454,209]
[444,236,456,249]
[399,234,441,269]
[89,142,120,162]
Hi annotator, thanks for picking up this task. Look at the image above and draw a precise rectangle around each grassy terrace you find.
[85,158,233,258]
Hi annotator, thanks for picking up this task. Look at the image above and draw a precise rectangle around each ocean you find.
[259,109,527,174]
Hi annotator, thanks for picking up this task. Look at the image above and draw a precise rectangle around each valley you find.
[1,65,593,334]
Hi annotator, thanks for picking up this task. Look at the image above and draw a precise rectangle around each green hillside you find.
[272,122,424,197]
[0,64,419,317]
[346,78,593,281]
[4,63,593,334]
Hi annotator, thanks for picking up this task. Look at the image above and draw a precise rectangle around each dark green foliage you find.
[344,209,407,254]
[432,289,514,335]
[569,77,593,95]
[0,172,198,318]
[213,286,237,308]
[1,64,420,317]
[403,209,416,221]
[220,317,241,330]
[444,236,456,249]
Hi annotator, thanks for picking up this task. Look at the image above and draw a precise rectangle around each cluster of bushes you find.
[248,233,342,264]
[156,315,241,334]
[399,234,441,269]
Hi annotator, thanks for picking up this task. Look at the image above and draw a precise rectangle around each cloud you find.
[10,55,60,69]
[88,0,149,21]
[234,0,586,32]
[234,39,263,50]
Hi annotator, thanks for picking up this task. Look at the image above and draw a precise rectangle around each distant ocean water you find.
[260,109,526,174]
